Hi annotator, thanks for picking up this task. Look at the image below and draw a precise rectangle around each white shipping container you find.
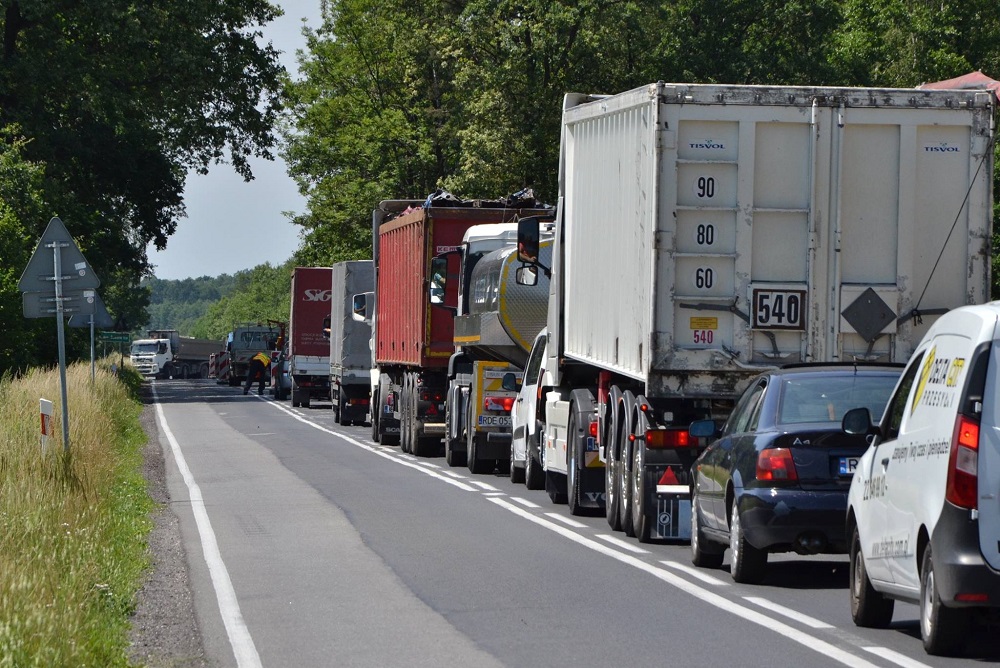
[556,82,994,399]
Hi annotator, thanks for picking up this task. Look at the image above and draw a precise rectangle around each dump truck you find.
[514,82,994,542]
[288,267,333,408]
[365,195,551,453]
[328,260,375,424]
[129,329,217,379]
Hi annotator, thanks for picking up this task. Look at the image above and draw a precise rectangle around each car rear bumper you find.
[739,488,850,553]
[930,502,1000,609]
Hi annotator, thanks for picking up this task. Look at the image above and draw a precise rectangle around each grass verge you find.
[0,360,151,667]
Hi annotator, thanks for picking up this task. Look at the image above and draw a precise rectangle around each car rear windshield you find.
[778,373,898,425]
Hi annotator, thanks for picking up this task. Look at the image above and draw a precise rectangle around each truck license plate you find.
[479,415,512,427]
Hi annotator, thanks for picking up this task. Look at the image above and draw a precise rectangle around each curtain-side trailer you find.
[516,82,994,543]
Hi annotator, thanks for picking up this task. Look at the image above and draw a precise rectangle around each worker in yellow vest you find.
[244,351,271,395]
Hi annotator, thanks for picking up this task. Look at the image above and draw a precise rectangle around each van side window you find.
[524,335,546,385]
[883,352,924,440]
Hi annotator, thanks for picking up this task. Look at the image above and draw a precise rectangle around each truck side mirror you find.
[515,265,538,286]
[352,292,374,324]
[501,372,522,392]
[429,256,447,305]
[517,217,540,263]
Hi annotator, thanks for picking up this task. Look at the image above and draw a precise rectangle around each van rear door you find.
[979,335,1000,571]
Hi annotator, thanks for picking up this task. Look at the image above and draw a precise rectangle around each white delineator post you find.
[40,398,54,454]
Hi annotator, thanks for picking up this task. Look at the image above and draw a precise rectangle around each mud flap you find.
[648,465,692,540]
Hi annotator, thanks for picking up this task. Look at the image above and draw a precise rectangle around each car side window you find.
[524,335,546,385]
[882,352,925,440]
[734,383,766,434]
[723,380,766,436]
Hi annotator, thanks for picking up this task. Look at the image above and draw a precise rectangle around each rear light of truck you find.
[642,428,691,449]
[757,448,798,482]
[589,419,598,438]
[484,396,515,412]
[420,390,444,402]
[946,414,979,509]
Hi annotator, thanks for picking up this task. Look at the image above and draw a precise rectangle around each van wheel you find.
[525,433,544,490]
[691,487,724,569]
[509,440,525,483]
[921,544,968,655]
[729,497,767,584]
[849,525,894,627]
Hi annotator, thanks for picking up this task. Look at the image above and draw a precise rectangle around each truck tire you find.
[302,394,311,409]
[567,409,584,516]
[729,496,767,584]
[468,433,491,474]
[691,487,725,568]
[920,544,968,655]
[400,375,412,454]
[605,436,621,530]
[337,388,350,426]
[849,525,893,627]
[291,386,299,407]
[631,440,652,542]
[618,416,635,537]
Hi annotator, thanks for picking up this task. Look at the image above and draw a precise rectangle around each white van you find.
[844,303,1000,655]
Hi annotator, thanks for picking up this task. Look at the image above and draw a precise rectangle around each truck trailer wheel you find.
[337,388,350,426]
[618,418,635,537]
[631,440,652,542]
[567,410,584,515]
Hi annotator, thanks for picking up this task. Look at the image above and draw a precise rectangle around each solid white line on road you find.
[263,399,478,492]
[543,513,588,528]
[153,386,262,668]
[487,497,880,668]
[510,497,541,509]
[743,596,833,629]
[862,646,935,668]
[595,534,651,554]
[659,560,729,586]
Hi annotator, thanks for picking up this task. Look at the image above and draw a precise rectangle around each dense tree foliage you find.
[190,263,293,341]
[0,0,286,373]
[143,275,241,336]
[3,0,1000,377]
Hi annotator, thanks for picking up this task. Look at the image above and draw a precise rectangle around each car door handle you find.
[881,457,890,469]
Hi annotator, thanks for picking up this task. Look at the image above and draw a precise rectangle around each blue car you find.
[688,364,901,584]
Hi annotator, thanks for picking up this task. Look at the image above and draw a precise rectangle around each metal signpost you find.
[18,217,101,454]
[69,293,114,380]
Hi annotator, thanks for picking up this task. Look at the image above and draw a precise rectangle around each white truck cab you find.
[844,302,1000,656]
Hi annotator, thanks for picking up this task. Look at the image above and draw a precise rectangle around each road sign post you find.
[18,217,101,455]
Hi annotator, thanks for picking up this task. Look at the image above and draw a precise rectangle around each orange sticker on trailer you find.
[690,317,718,330]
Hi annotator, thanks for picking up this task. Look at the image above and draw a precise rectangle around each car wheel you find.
[729,496,767,584]
[509,439,525,483]
[691,487,725,569]
[849,525,894,627]
[920,544,968,655]
[525,432,544,490]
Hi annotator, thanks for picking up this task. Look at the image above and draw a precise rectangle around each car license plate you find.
[838,456,859,475]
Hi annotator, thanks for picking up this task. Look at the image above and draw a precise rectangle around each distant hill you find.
[142,275,238,336]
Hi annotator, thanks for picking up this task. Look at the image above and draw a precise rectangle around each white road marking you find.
[482,492,506,497]
[596,534,651,554]
[470,481,499,491]
[510,497,541,509]
[487,497,880,668]
[263,400,477,492]
[659,560,729,586]
[743,596,833,628]
[543,513,588,528]
[863,646,935,668]
[153,386,261,668]
[441,470,468,479]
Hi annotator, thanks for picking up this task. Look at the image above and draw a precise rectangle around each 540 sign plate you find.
[752,286,806,331]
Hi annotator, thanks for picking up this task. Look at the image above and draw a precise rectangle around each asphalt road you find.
[147,379,1000,668]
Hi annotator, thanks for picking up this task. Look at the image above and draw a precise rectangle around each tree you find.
[0,0,287,357]
[191,263,292,340]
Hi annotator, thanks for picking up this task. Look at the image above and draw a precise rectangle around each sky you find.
[145,1,323,281]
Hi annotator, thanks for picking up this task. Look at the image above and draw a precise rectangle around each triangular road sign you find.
[68,292,114,328]
[18,217,100,292]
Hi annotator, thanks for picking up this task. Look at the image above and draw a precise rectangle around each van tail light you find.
[757,448,798,482]
[946,414,979,509]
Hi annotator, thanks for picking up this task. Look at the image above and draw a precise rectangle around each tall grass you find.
[0,361,151,667]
